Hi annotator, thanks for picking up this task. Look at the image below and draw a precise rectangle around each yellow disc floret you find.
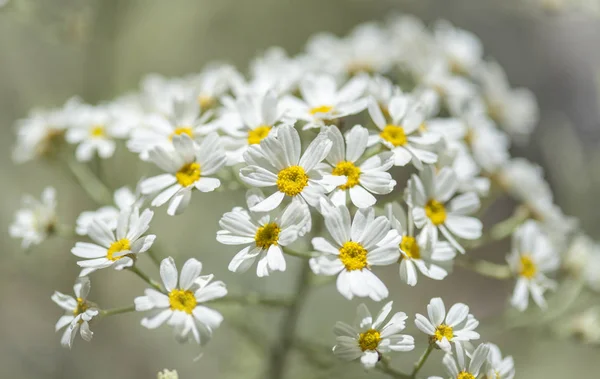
[90,125,106,138]
[277,165,309,196]
[170,127,194,141]
[519,255,537,279]
[339,241,368,271]
[176,162,201,187]
[358,329,381,351]
[247,125,272,145]
[106,238,131,261]
[168,289,197,314]
[457,372,476,379]
[434,324,453,341]
[309,105,333,115]
[73,297,89,316]
[254,222,281,249]
[380,124,407,147]
[332,161,361,190]
[425,199,447,225]
[400,236,420,260]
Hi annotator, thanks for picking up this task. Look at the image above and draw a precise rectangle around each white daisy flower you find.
[485,343,515,379]
[433,21,483,75]
[134,257,227,344]
[239,124,344,212]
[284,73,368,129]
[562,308,600,345]
[75,186,137,235]
[323,124,396,208]
[415,297,480,353]
[157,369,179,379]
[368,95,439,169]
[507,220,559,311]
[71,207,156,277]
[217,189,310,277]
[333,301,415,369]
[140,133,226,216]
[188,64,237,111]
[242,47,308,95]
[9,186,58,249]
[367,75,402,113]
[309,200,399,301]
[51,277,99,348]
[385,202,456,286]
[440,343,490,379]
[409,166,482,253]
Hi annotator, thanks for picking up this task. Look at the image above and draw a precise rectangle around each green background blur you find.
[1,0,600,378]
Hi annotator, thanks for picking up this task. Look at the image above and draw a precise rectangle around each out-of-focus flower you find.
[10,186,58,248]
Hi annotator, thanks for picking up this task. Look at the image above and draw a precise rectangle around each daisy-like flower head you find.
[10,186,58,249]
[75,186,138,236]
[410,166,482,253]
[285,73,368,129]
[239,124,344,212]
[309,200,399,301]
[322,124,396,208]
[333,301,415,369]
[157,369,179,379]
[140,133,226,216]
[433,21,483,75]
[440,343,490,379]
[51,277,99,348]
[134,257,227,344]
[368,95,439,169]
[485,343,515,379]
[217,189,311,277]
[385,202,456,286]
[188,63,237,111]
[507,220,559,311]
[415,297,480,353]
[71,207,156,277]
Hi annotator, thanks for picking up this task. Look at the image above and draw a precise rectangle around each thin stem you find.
[456,257,512,280]
[378,358,411,379]
[128,265,164,293]
[283,247,315,259]
[64,158,113,205]
[101,305,135,317]
[410,344,433,378]
[210,294,292,308]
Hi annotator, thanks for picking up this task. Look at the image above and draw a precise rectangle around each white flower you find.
[410,166,482,253]
[188,64,237,110]
[284,73,368,129]
[309,200,399,301]
[322,124,396,208]
[134,257,227,344]
[368,95,439,168]
[76,187,137,236]
[239,124,343,212]
[561,308,600,345]
[485,343,515,379]
[140,133,226,216]
[385,202,456,286]
[415,297,480,353]
[71,207,156,276]
[507,220,559,311]
[333,301,414,369]
[10,186,58,248]
[51,277,99,348]
[440,343,490,379]
[217,189,310,277]
[157,369,179,379]
[433,21,483,75]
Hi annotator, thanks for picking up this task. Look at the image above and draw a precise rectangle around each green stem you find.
[283,247,315,259]
[101,305,135,317]
[128,265,164,293]
[65,158,113,205]
[456,257,512,280]
[410,344,433,378]
[378,358,411,379]
[210,294,292,308]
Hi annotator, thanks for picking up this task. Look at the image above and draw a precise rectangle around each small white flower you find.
[368,95,439,168]
[76,186,138,235]
[562,307,600,345]
[507,220,559,311]
[239,124,344,212]
[157,369,179,379]
[309,200,399,301]
[415,297,480,353]
[485,343,515,379]
[433,21,483,75]
[135,257,227,344]
[188,64,237,111]
[10,186,58,248]
[385,202,456,286]
[217,189,310,277]
[140,133,226,216]
[51,277,99,348]
[71,207,156,276]
[440,343,490,379]
[333,301,414,369]
[323,124,396,208]
[410,166,482,253]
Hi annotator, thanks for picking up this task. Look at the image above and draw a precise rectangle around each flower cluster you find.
[9,14,597,378]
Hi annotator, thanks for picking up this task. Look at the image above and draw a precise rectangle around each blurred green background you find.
[1,0,600,378]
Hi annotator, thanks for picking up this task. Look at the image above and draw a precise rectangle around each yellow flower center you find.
[457,372,476,379]
[358,329,381,351]
[425,199,447,225]
[380,124,408,147]
[106,238,131,261]
[254,222,281,249]
[176,162,201,187]
[276,166,309,196]
[247,125,272,145]
[309,105,333,115]
[170,127,194,141]
[519,255,537,279]
[347,61,373,76]
[73,297,89,316]
[168,289,197,314]
[434,324,454,341]
[90,125,105,138]
[400,236,420,260]
[332,161,361,190]
[198,95,215,110]
[339,241,368,271]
